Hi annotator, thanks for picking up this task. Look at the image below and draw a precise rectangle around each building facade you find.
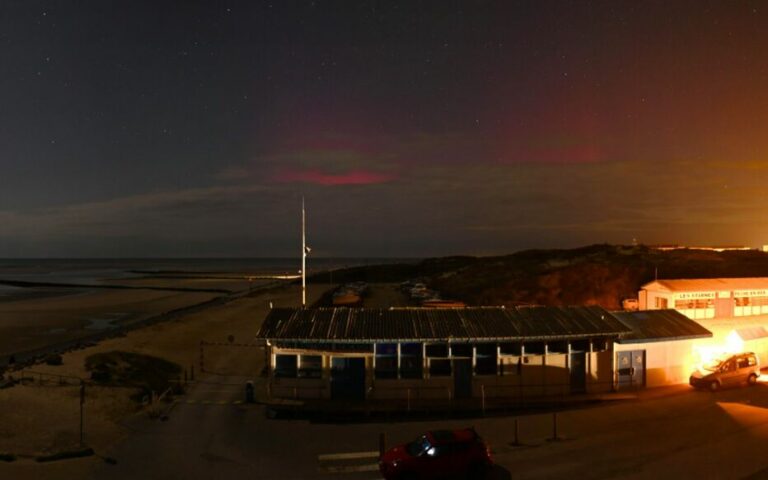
[639,278,768,320]
[256,306,711,403]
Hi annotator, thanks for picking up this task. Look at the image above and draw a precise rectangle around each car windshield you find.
[406,436,432,456]
[703,355,730,372]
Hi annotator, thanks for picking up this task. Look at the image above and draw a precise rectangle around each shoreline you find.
[0,279,232,294]
[0,279,291,369]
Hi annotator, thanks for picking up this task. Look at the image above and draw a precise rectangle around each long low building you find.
[256,306,712,402]
[639,278,768,320]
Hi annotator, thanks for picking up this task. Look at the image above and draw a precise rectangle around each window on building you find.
[298,355,322,378]
[501,356,523,375]
[429,359,452,376]
[547,341,568,354]
[450,344,472,358]
[426,343,449,358]
[655,297,668,309]
[274,354,298,378]
[570,340,589,352]
[592,339,609,352]
[753,297,768,306]
[524,342,545,355]
[475,343,497,375]
[375,343,398,379]
[499,343,522,356]
[400,343,423,379]
[736,297,751,307]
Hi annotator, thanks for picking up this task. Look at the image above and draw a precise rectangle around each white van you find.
[689,352,760,391]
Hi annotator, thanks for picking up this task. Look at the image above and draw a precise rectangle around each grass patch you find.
[85,351,181,398]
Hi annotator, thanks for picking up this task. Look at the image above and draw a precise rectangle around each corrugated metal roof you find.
[641,278,768,293]
[613,309,713,343]
[256,306,632,343]
[735,326,768,341]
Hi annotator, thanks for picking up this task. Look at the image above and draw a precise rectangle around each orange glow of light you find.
[692,330,746,373]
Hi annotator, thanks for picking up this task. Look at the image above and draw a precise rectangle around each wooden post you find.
[79,381,85,447]
[514,418,520,445]
[551,412,559,441]
[481,384,486,415]
[407,388,411,413]
[199,340,205,373]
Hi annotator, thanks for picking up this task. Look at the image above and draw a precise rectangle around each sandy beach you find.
[0,281,327,479]
[0,288,221,357]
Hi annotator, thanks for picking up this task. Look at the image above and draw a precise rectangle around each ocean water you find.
[0,257,417,286]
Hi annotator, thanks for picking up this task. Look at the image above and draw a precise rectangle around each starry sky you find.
[2,1,768,258]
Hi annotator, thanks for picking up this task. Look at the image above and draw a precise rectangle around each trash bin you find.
[245,381,255,403]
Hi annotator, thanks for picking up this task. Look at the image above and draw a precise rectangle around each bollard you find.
[407,388,411,413]
[190,365,195,382]
[550,412,559,441]
[184,369,188,384]
[379,433,386,459]
[245,381,255,403]
[481,385,486,416]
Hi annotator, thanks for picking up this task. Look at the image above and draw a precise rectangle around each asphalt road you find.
[88,378,768,480]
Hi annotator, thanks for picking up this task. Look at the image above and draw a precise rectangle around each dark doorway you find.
[617,350,645,389]
[569,352,587,393]
[453,359,473,399]
[330,357,366,401]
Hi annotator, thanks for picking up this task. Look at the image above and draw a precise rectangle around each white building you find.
[639,278,768,320]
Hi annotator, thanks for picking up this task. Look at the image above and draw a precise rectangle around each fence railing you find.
[16,369,84,387]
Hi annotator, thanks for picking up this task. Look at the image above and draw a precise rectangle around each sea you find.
[0,257,417,295]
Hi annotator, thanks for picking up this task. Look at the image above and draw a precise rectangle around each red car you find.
[379,428,493,479]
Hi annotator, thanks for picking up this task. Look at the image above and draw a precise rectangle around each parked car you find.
[689,352,760,391]
[379,428,492,480]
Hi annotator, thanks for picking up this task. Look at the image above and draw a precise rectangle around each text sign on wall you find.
[675,292,716,300]
[734,290,768,297]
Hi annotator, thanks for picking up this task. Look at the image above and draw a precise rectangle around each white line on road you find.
[318,451,380,461]
[317,464,380,474]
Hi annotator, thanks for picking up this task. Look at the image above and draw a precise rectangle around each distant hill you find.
[312,245,768,309]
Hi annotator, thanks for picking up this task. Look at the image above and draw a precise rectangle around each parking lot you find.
[78,374,768,480]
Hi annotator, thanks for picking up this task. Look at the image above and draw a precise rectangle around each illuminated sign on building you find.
[675,292,716,300]
[734,290,768,297]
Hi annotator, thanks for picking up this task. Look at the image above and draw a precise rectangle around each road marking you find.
[318,451,380,461]
[317,464,379,474]
[176,399,247,406]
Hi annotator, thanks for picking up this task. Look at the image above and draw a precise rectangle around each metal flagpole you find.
[302,197,306,307]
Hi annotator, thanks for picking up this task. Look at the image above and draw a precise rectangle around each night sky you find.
[2,1,768,258]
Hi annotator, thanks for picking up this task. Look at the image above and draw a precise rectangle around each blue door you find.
[617,350,645,389]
